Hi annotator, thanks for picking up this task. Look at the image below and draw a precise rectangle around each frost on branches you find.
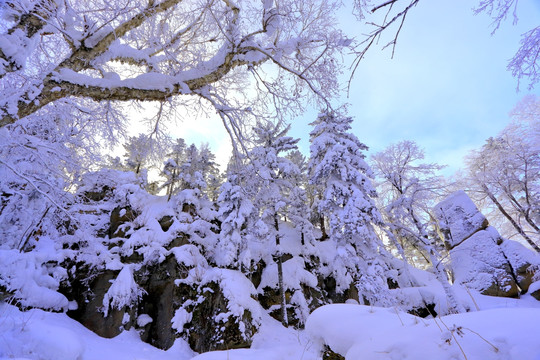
[0,0,350,133]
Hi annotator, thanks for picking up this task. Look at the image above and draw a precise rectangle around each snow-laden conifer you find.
[308,111,392,305]
[215,168,255,270]
[247,121,302,326]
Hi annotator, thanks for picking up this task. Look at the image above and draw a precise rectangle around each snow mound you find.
[0,303,195,360]
[306,304,540,359]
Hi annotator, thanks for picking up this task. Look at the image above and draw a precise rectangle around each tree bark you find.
[274,214,288,327]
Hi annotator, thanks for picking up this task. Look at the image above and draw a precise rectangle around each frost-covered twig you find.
[0,158,72,219]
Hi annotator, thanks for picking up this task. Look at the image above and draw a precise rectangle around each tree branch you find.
[0,0,56,78]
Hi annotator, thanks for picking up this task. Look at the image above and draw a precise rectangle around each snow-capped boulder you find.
[499,239,540,293]
[450,227,518,297]
[530,281,540,301]
[434,190,488,249]
[173,268,263,353]
[434,192,518,297]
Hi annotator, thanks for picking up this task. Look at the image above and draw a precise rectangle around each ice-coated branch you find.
[474,0,519,33]
[508,26,540,90]
[0,158,72,218]
[55,0,185,73]
[1,0,347,135]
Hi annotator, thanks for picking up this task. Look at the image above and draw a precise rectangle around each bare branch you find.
[348,0,420,94]
[371,0,398,13]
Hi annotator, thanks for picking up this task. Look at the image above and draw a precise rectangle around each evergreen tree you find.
[161,141,220,201]
[215,163,255,270]
[248,122,301,326]
[161,138,186,201]
[198,143,221,201]
[308,111,391,305]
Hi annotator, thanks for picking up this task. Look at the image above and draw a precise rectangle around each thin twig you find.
[0,159,72,219]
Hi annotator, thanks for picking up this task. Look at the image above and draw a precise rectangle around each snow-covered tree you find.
[215,166,254,270]
[247,121,301,326]
[284,150,314,244]
[161,141,219,202]
[371,140,448,261]
[308,110,391,305]
[197,143,221,201]
[161,138,186,200]
[0,0,349,135]
[371,140,464,313]
[123,133,153,175]
[465,114,540,252]
[0,1,351,253]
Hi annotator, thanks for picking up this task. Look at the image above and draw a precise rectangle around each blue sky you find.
[287,0,540,175]
[174,0,540,175]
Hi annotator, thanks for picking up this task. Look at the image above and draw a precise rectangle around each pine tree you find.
[161,138,186,201]
[308,111,391,305]
[198,143,221,201]
[215,165,255,270]
[248,121,301,326]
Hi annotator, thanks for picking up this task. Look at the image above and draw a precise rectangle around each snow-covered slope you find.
[2,293,540,360]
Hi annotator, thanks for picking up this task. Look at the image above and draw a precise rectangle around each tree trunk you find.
[504,191,540,235]
[319,215,327,240]
[274,214,288,327]
[408,206,464,313]
[482,184,540,252]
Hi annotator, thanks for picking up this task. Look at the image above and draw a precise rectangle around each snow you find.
[102,265,146,316]
[306,303,540,360]
[54,69,181,92]
[530,281,540,294]
[434,190,488,248]
[0,28,37,71]
[171,308,193,332]
[0,242,69,311]
[500,238,540,275]
[0,303,195,360]
[450,226,514,293]
[137,314,153,327]
[258,256,318,291]
[2,293,540,360]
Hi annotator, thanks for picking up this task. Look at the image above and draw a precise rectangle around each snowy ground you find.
[2,292,540,360]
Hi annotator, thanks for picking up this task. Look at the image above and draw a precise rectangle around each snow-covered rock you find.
[499,238,540,293]
[450,227,518,297]
[530,281,540,300]
[434,192,518,297]
[434,190,488,249]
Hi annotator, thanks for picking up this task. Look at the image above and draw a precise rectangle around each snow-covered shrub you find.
[102,265,146,317]
[173,267,264,352]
